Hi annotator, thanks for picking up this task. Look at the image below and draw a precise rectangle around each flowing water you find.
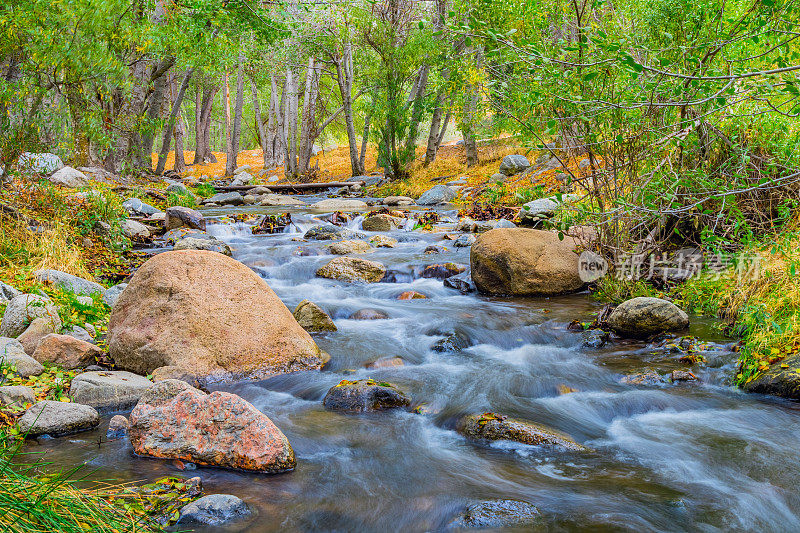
[24,196,800,532]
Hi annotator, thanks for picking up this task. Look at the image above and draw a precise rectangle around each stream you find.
[23,195,800,532]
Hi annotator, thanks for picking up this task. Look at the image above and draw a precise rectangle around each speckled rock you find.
[316,257,386,283]
[447,499,540,530]
[179,494,251,525]
[322,379,410,412]
[457,412,585,451]
[33,334,102,369]
[607,297,689,338]
[293,300,337,332]
[165,206,206,231]
[327,240,373,255]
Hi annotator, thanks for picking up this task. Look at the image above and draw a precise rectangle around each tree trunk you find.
[226,56,245,176]
[199,85,218,163]
[360,108,372,171]
[404,65,430,156]
[336,42,364,177]
[298,57,321,176]
[174,111,186,173]
[155,67,195,174]
[264,74,278,167]
[251,77,268,169]
[424,88,447,166]
[285,68,299,178]
[460,50,482,168]
[139,59,173,167]
[223,71,231,165]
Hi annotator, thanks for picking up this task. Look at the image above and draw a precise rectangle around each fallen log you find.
[213,181,366,192]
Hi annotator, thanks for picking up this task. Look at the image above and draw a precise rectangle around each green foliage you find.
[194,183,216,197]
[166,190,197,208]
[49,288,110,332]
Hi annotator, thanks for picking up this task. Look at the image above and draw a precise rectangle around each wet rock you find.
[670,370,698,382]
[18,317,60,355]
[260,194,306,206]
[70,371,153,411]
[316,257,386,283]
[322,379,411,412]
[349,309,389,320]
[382,196,414,206]
[365,356,404,369]
[129,380,296,472]
[304,224,364,241]
[174,236,232,256]
[421,263,466,280]
[123,198,160,216]
[620,370,664,386]
[397,291,427,300]
[607,297,689,338]
[48,166,90,187]
[581,329,610,348]
[457,413,585,451]
[121,219,151,239]
[165,206,206,231]
[424,245,444,254]
[103,283,127,308]
[310,198,368,210]
[470,228,584,296]
[293,300,337,332]
[0,338,43,377]
[453,234,476,247]
[207,192,243,205]
[499,154,531,176]
[0,385,35,408]
[743,352,800,399]
[362,213,403,232]
[417,185,457,206]
[328,240,373,255]
[107,414,131,439]
[33,334,102,369]
[431,332,471,353]
[108,250,323,381]
[447,499,540,530]
[18,401,100,437]
[443,275,475,294]
[294,246,320,257]
[370,235,398,248]
[179,494,251,525]
[35,269,105,296]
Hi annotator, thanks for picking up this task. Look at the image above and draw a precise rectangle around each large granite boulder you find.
[108,250,323,382]
[34,269,104,296]
[607,297,689,338]
[47,166,90,187]
[18,152,64,174]
[498,154,531,176]
[470,228,584,296]
[129,380,296,473]
[417,185,457,205]
[70,371,153,411]
[316,257,386,283]
[18,401,99,437]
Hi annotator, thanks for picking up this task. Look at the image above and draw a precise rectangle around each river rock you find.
[293,300,337,332]
[108,250,323,381]
[0,338,43,377]
[18,401,100,437]
[316,257,386,283]
[448,500,540,530]
[165,206,206,231]
[349,309,389,320]
[17,317,59,354]
[0,385,35,408]
[362,214,403,232]
[370,235,398,248]
[260,194,306,206]
[620,370,664,386]
[129,380,296,473]
[365,356,404,369]
[453,234,476,247]
[70,371,153,411]
[457,413,585,451]
[470,228,584,296]
[421,263,466,280]
[305,224,364,241]
[179,494,251,525]
[163,228,212,245]
[103,283,127,308]
[417,185,457,206]
[207,192,243,205]
[607,297,689,338]
[18,152,64,174]
[443,275,475,294]
[33,334,102,369]
[431,331,471,353]
[498,154,531,176]
[107,414,130,439]
[581,329,610,348]
[0,294,61,338]
[121,219,151,239]
[322,379,411,412]
[311,198,368,210]
[174,236,232,256]
[35,269,105,296]
[123,198,160,216]
[47,166,90,187]
[743,352,800,399]
[382,196,414,206]
[398,291,427,300]
[328,240,373,255]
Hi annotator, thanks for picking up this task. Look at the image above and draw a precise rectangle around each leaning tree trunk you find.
[155,67,195,174]
[424,88,448,166]
[251,77,268,169]
[226,56,245,176]
[298,57,321,176]
[284,68,299,178]
[403,65,430,156]
[336,42,364,177]
[223,71,231,167]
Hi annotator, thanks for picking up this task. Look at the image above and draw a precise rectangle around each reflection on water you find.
[23,196,800,532]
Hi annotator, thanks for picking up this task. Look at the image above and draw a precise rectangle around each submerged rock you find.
[457,412,585,451]
[179,494,251,526]
[447,499,540,530]
[607,297,689,338]
[420,263,466,280]
[107,414,131,439]
[620,370,664,386]
[129,380,296,473]
[397,291,427,300]
[328,240,373,255]
[18,401,100,437]
[322,379,411,412]
[365,356,404,369]
[349,309,389,320]
[293,299,337,332]
[305,224,364,241]
[316,257,386,283]
[108,250,323,381]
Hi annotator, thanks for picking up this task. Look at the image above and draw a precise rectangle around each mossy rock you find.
[456,412,585,451]
[322,379,410,412]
